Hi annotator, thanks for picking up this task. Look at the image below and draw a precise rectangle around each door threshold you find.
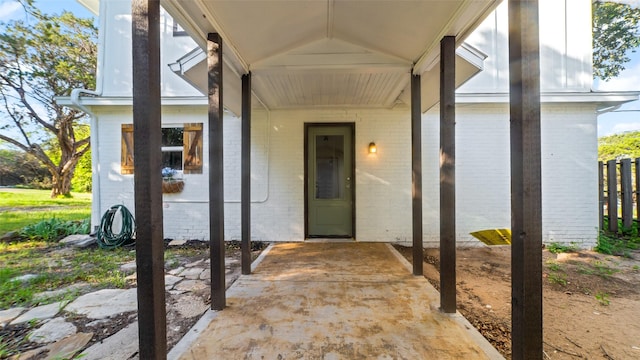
[305,238,355,243]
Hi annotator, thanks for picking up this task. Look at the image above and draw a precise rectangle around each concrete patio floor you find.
[169,242,503,359]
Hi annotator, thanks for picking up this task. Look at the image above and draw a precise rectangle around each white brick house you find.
[65,0,638,248]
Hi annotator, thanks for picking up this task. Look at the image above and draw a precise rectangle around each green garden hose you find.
[97,204,136,249]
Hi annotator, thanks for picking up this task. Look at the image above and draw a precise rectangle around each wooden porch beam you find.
[241,72,252,275]
[208,33,226,310]
[508,0,543,358]
[439,35,456,314]
[411,72,423,276]
[131,0,166,357]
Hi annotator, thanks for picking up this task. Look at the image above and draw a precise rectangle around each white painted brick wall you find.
[247,108,414,242]
[422,103,598,247]
[94,106,268,240]
[95,103,598,247]
[540,104,599,247]
[421,104,512,247]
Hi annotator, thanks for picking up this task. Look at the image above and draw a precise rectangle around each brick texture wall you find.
[95,103,598,247]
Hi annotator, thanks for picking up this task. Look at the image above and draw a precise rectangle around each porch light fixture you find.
[368,142,377,154]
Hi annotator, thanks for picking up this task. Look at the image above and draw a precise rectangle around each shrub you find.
[547,242,578,254]
[596,217,639,256]
[20,218,90,242]
[71,149,92,193]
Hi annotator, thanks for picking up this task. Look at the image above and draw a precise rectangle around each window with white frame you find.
[162,127,184,170]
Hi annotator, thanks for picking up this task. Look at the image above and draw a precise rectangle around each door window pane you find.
[315,135,344,199]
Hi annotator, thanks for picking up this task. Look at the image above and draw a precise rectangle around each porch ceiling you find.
[162,0,500,114]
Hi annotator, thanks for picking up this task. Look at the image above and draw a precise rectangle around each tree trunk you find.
[50,161,78,198]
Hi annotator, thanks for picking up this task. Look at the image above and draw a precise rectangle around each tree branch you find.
[0,73,57,133]
[0,88,33,147]
[0,134,30,152]
[75,137,90,148]
[28,143,57,171]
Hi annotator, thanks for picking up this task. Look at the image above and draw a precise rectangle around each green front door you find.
[307,125,354,237]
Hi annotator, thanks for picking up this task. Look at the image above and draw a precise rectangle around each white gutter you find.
[596,104,622,115]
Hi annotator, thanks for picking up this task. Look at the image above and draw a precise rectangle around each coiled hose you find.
[97,204,136,249]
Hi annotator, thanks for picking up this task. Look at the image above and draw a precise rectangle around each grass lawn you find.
[0,188,91,236]
[0,188,134,310]
[0,241,135,309]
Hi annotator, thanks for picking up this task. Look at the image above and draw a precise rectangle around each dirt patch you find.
[393,245,640,359]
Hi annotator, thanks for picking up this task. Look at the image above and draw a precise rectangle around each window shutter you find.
[183,123,203,174]
[121,124,134,174]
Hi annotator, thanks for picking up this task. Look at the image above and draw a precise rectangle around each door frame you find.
[304,122,356,239]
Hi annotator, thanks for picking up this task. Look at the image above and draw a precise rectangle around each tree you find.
[593,1,640,80]
[0,148,50,187]
[598,130,640,161]
[45,124,92,192]
[0,4,96,197]
[71,149,92,193]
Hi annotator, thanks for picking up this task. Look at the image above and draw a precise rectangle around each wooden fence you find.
[598,158,640,232]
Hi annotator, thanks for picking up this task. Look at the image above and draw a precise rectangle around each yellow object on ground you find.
[470,229,512,245]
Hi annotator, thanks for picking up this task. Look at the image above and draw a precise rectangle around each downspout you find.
[71,89,101,232]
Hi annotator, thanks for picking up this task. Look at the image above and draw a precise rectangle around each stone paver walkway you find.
[4,242,502,359]
[1,253,241,360]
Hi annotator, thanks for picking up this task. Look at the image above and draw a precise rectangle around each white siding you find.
[97,0,202,97]
[460,0,593,93]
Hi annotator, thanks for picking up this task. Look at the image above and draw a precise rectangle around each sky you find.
[593,52,640,136]
[1,0,640,138]
[0,0,93,22]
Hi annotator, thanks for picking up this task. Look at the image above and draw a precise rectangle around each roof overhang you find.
[77,0,100,15]
[57,96,210,109]
[161,0,500,114]
[169,40,487,115]
[455,91,640,111]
